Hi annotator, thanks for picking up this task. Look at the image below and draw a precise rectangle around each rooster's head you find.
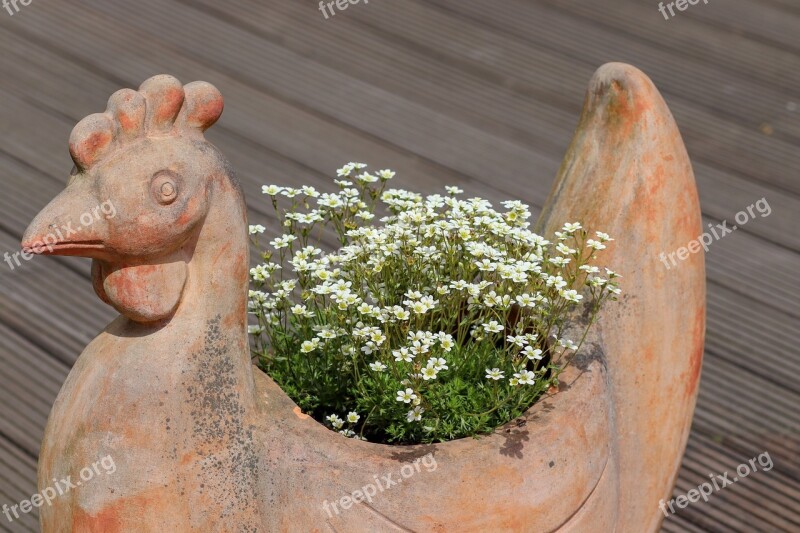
[22,75,242,323]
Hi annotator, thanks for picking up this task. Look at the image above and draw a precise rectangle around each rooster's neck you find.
[172,172,257,408]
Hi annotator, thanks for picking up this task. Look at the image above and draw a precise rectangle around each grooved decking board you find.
[0,1,798,531]
[0,438,39,532]
[682,0,800,54]
[544,0,800,93]
[533,0,800,139]
[426,0,800,198]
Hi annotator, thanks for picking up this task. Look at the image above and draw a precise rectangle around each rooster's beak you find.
[21,182,112,258]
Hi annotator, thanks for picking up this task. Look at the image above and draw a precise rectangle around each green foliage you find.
[248,164,620,444]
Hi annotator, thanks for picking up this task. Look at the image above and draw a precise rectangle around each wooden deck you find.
[0,0,798,530]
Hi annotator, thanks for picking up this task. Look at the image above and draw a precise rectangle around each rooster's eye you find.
[151,171,179,205]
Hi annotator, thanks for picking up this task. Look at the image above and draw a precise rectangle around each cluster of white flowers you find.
[248,164,620,443]
[325,411,366,440]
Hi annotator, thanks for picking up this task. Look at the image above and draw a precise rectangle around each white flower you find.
[483,321,504,334]
[409,330,435,342]
[524,333,539,344]
[522,346,543,360]
[530,234,550,247]
[410,341,430,356]
[556,243,576,255]
[559,338,578,351]
[318,328,338,340]
[439,335,454,352]
[326,414,344,429]
[586,239,606,250]
[445,185,463,195]
[406,406,424,422]
[249,265,270,282]
[281,187,301,198]
[588,276,607,288]
[335,293,361,310]
[410,300,431,315]
[302,185,320,197]
[337,163,355,177]
[262,185,283,196]
[393,307,411,321]
[421,366,438,381]
[290,304,307,316]
[369,331,387,345]
[396,388,417,404]
[301,339,320,353]
[506,335,527,348]
[483,291,502,307]
[546,275,567,289]
[342,345,356,356]
[514,370,537,385]
[476,258,496,271]
[515,293,535,307]
[579,265,600,274]
[356,172,379,183]
[378,169,396,180]
[249,224,266,235]
[595,231,613,242]
[270,234,297,249]
[248,325,264,335]
[393,348,414,362]
[339,429,357,438]
[562,222,582,233]
[369,361,387,372]
[485,368,505,380]
[559,289,583,303]
[346,411,360,424]
[361,342,377,355]
[318,194,343,209]
[428,357,448,371]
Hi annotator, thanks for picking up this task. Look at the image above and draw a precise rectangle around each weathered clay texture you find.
[23,64,703,532]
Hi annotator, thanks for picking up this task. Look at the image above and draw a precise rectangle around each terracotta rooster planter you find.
[23,63,704,532]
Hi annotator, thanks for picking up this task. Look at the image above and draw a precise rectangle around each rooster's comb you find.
[69,75,224,171]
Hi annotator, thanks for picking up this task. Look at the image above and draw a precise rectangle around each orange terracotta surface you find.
[23,64,703,532]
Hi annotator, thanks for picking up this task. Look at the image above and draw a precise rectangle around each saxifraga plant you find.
[248,164,620,444]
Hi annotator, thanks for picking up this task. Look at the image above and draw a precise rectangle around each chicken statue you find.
[23,67,704,532]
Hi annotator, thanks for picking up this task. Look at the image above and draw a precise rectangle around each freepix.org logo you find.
[2,455,116,524]
[659,451,773,517]
[4,199,116,271]
[659,197,771,270]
